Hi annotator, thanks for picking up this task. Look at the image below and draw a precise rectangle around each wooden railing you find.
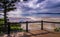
[8,20,60,32]
[2,20,60,37]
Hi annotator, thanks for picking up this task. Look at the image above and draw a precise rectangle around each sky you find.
[0,0,60,21]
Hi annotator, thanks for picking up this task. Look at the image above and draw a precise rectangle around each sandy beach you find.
[21,17,60,31]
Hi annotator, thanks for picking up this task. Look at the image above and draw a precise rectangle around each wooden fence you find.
[8,20,60,32]
[1,20,60,37]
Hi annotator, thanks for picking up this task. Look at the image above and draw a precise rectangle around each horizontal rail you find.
[43,21,60,24]
[8,21,60,24]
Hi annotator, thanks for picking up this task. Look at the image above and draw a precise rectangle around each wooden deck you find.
[24,30,60,37]
[0,30,60,37]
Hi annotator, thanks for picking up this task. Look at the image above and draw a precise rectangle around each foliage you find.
[10,24,24,32]
[0,0,17,33]
[0,0,17,11]
[54,27,60,32]
[0,19,4,21]
[10,26,23,32]
[0,18,24,33]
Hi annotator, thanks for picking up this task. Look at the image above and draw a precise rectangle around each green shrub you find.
[54,27,60,32]
[0,19,4,21]
[0,18,24,32]
[10,26,23,32]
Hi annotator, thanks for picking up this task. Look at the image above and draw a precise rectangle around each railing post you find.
[41,20,43,30]
[26,21,28,32]
[19,23,21,27]
[7,22,11,37]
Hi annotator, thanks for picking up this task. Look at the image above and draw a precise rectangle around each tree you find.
[0,0,28,35]
[0,0,17,33]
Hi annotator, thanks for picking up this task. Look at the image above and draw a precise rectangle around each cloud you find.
[1,0,60,20]
[42,0,60,8]
[7,9,22,17]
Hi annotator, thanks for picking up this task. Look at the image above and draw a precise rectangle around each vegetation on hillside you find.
[54,27,60,32]
[0,18,24,34]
